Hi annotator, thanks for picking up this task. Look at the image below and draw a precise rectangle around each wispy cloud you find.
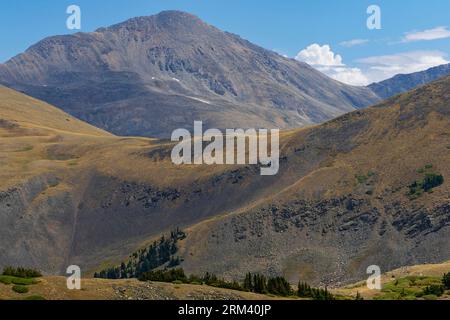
[339,39,369,47]
[402,26,450,42]
[357,51,449,83]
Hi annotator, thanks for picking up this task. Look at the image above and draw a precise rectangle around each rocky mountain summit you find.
[0,11,379,138]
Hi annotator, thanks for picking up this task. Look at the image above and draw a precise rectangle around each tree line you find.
[139,268,335,300]
[2,266,42,278]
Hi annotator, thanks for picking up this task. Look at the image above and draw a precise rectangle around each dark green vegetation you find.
[12,285,29,294]
[138,268,334,299]
[0,275,38,285]
[443,272,450,289]
[297,281,334,300]
[374,273,450,300]
[242,273,293,297]
[409,165,444,199]
[2,266,42,278]
[95,229,186,279]
[0,267,41,296]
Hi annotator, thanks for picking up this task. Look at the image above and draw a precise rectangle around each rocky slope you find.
[0,73,449,285]
[0,11,379,138]
[178,74,450,286]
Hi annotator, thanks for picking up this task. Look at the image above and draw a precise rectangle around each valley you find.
[0,72,449,287]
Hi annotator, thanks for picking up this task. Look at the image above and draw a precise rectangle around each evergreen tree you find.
[243,273,253,292]
[443,272,450,290]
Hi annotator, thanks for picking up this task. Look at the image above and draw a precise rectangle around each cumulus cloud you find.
[402,26,450,42]
[295,44,449,86]
[295,44,343,66]
[295,44,368,86]
[339,39,369,47]
[358,51,449,83]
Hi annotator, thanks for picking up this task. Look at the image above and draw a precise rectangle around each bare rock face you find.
[0,11,380,138]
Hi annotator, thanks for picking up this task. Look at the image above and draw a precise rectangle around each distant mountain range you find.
[368,63,450,99]
[0,11,379,138]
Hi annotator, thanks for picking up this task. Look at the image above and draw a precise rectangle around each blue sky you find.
[1,0,449,85]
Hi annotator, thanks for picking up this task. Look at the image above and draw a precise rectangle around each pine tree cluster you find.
[297,281,334,300]
[243,273,292,296]
[94,228,186,279]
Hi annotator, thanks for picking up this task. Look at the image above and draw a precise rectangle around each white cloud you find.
[295,44,368,86]
[295,44,343,66]
[402,26,450,42]
[295,43,449,85]
[339,39,369,47]
[357,51,449,83]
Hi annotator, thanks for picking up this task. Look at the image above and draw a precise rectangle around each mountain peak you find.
[0,11,379,138]
[98,10,207,34]
[155,10,201,20]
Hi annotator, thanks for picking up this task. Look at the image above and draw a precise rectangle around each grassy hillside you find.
[0,276,288,300]
[1,261,448,300]
[335,260,450,300]
[0,75,449,285]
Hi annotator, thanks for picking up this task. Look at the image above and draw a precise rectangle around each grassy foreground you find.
[1,261,449,300]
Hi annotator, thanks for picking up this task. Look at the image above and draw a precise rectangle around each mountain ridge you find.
[0,10,380,138]
[368,63,450,99]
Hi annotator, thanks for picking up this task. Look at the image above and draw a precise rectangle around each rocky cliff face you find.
[0,11,379,138]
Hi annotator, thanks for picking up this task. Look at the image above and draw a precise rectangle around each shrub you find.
[422,285,445,297]
[409,172,444,198]
[12,285,29,294]
[442,273,450,290]
[422,173,444,192]
[356,174,368,184]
